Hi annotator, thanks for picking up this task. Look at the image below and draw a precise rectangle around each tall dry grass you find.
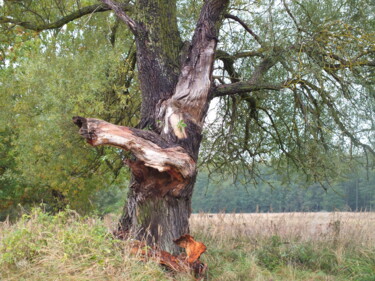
[0,209,194,281]
[190,212,375,246]
[190,212,375,281]
[1,209,374,281]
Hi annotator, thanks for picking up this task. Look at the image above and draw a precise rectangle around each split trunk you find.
[74,0,229,254]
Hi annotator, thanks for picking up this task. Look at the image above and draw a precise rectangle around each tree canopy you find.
[0,0,374,216]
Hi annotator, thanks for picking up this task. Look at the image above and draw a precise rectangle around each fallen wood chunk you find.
[174,234,207,263]
[129,235,207,279]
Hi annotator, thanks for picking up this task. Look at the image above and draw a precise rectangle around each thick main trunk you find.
[77,0,229,254]
[73,116,196,254]
[119,178,195,254]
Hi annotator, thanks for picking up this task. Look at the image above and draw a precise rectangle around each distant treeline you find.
[3,167,373,219]
[192,168,375,213]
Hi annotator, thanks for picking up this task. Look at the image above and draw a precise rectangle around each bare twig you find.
[224,14,263,45]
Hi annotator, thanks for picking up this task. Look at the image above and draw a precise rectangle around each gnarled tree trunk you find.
[74,0,229,254]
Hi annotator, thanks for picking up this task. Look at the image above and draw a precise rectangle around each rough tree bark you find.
[73,0,229,254]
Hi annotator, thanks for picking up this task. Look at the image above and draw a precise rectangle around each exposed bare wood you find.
[129,235,207,277]
[161,0,229,140]
[51,0,374,256]
[72,117,195,180]
[174,234,207,263]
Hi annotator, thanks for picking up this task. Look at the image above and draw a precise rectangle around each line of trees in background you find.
[52,165,375,216]
[2,164,374,220]
[1,155,374,220]
[192,167,375,213]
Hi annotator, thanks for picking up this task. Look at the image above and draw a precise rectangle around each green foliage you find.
[1,0,374,219]
[194,228,375,280]
[0,208,189,280]
[256,236,338,273]
[202,0,375,184]
[177,119,187,131]
[0,8,139,216]
[0,208,110,267]
[91,185,128,216]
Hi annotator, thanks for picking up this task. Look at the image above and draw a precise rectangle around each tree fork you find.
[72,116,196,196]
[73,0,229,254]
[73,116,197,254]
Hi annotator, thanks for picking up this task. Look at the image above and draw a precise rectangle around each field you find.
[1,209,374,280]
[190,212,375,244]
[190,212,375,281]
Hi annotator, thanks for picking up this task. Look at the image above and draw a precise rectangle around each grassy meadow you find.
[1,209,374,281]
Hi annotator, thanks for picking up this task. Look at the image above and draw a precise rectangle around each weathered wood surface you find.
[74,0,229,254]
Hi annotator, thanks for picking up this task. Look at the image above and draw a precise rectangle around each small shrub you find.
[256,235,283,270]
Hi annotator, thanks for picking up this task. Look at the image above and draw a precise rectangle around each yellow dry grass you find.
[190,212,375,246]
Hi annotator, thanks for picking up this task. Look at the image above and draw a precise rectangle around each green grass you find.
[0,208,193,281]
[1,208,374,280]
[197,234,375,281]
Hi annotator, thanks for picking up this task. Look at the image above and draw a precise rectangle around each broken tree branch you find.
[130,234,207,277]
[72,117,195,179]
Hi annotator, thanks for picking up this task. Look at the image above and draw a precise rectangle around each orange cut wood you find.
[174,234,207,263]
[128,235,207,278]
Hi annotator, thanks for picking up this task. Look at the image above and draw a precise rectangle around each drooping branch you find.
[224,14,263,46]
[304,46,375,73]
[109,18,120,47]
[72,117,195,180]
[212,81,285,97]
[296,81,375,157]
[0,3,130,31]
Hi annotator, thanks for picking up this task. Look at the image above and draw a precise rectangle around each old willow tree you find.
[1,0,374,252]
